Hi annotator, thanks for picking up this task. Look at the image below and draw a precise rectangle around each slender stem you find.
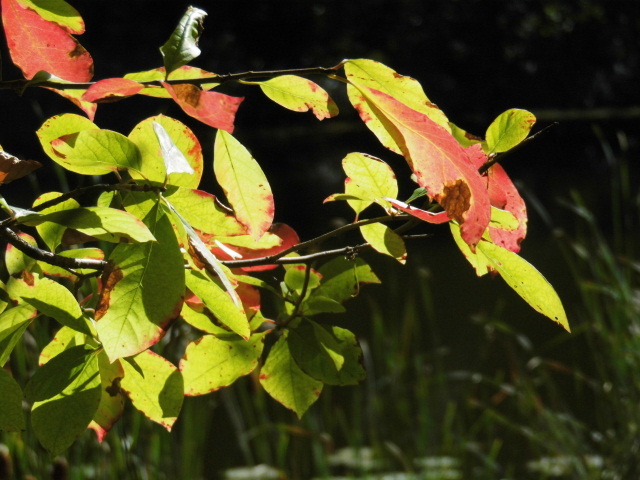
[0,64,346,92]
[0,226,107,271]
[279,263,312,329]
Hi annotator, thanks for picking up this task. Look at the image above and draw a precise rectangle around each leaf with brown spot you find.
[347,83,491,248]
[162,82,243,132]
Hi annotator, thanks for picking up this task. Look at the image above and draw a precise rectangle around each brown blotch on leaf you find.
[439,179,471,223]
[68,42,88,59]
[94,263,123,320]
[21,270,35,287]
[173,84,202,108]
[105,377,122,397]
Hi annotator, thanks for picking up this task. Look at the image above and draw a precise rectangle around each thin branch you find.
[0,226,107,271]
[0,63,346,92]
[279,263,312,329]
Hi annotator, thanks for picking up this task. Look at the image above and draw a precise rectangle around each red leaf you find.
[208,223,300,272]
[161,82,243,132]
[44,87,97,119]
[82,78,144,103]
[1,0,93,81]
[351,85,491,248]
[466,144,527,252]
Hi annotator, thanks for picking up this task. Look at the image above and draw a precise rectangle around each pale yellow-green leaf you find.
[360,223,407,264]
[258,75,338,120]
[485,109,536,154]
[342,152,397,210]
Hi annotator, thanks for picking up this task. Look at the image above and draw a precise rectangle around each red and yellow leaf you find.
[2,0,93,82]
[162,82,243,132]
[82,78,144,103]
[124,65,219,98]
[214,130,274,239]
[349,84,491,248]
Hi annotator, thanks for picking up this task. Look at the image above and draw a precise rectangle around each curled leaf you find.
[160,6,207,76]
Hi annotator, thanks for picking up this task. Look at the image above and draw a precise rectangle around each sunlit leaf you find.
[39,248,105,280]
[1,0,93,81]
[163,186,246,236]
[124,65,219,98]
[21,206,156,243]
[38,325,88,365]
[88,351,125,442]
[48,129,141,176]
[185,268,249,340]
[25,345,101,455]
[360,223,407,264]
[347,83,491,248]
[485,109,536,154]
[0,368,25,431]
[344,58,450,154]
[82,78,144,103]
[311,257,380,306]
[180,332,265,395]
[0,304,37,366]
[385,198,450,224]
[162,82,243,132]
[260,332,323,418]
[160,6,207,76]
[16,0,84,33]
[477,240,570,331]
[5,231,38,275]
[214,130,274,239]
[128,115,203,187]
[342,152,397,210]
[33,192,80,251]
[94,203,184,361]
[120,350,183,431]
[258,75,338,119]
[36,113,97,161]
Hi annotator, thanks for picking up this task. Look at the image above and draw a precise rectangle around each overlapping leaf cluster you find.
[0,1,568,454]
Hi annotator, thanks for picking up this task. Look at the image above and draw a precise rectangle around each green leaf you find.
[21,206,156,243]
[0,367,25,431]
[125,66,220,98]
[0,304,37,367]
[180,332,265,395]
[48,129,142,176]
[449,122,483,148]
[9,274,91,334]
[5,231,37,275]
[405,187,428,204]
[25,345,101,455]
[288,320,365,385]
[160,6,207,76]
[180,303,228,335]
[95,203,185,361]
[284,265,322,296]
[38,325,88,365]
[476,240,570,332]
[120,350,183,431]
[258,75,338,119]
[214,130,274,239]
[33,192,80,251]
[36,114,97,161]
[128,115,203,187]
[342,152,397,209]
[163,186,245,236]
[485,109,536,154]
[312,257,380,305]
[450,222,491,277]
[260,332,323,418]
[39,248,105,280]
[360,223,407,264]
[89,351,125,442]
[185,269,249,340]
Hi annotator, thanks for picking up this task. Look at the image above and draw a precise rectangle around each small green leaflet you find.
[476,240,570,332]
[257,75,338,120]
[180,332,265,395]
[0,367,25,431]
[25,345,101,455]
[5,231,37,275]
[153,122,195,176]
[485,109,536,154]
[20,206,155,243]
[36,114,96,161]
[33,192,80,251]
[120,350,184,431]
[342,152,397,211]
[160,6,207,76]
[260,332,323,418]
